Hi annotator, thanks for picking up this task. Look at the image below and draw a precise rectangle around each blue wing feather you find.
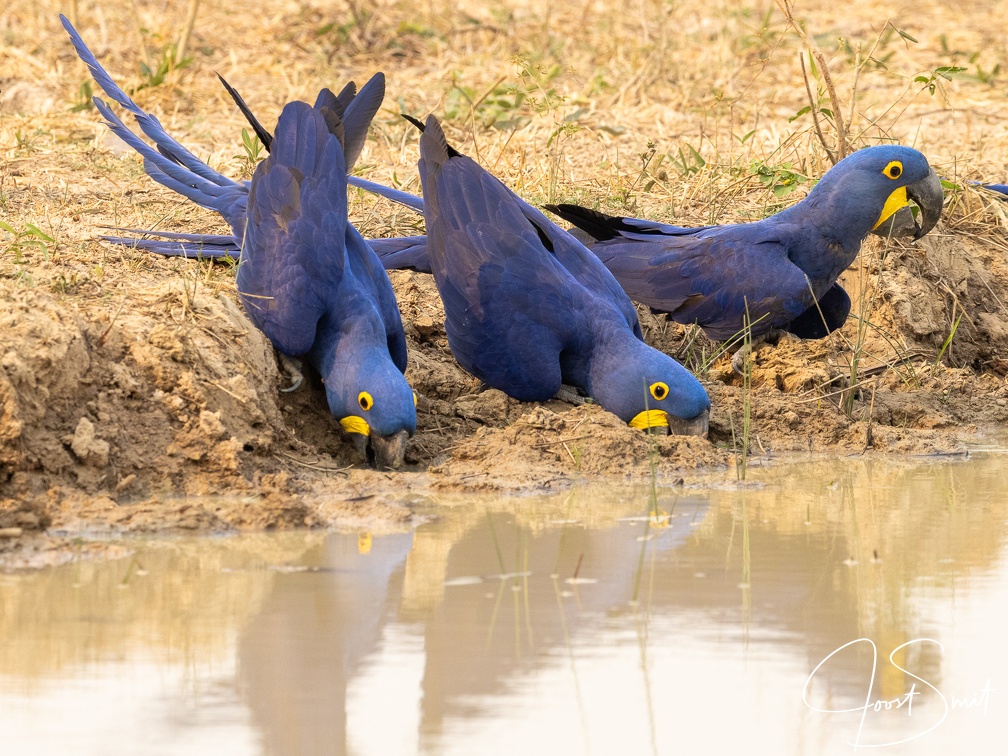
[340,74,385,172]
[240,101,348,356]
[61,16,248,232]
[420,127,582,399]
[592,228,814,340]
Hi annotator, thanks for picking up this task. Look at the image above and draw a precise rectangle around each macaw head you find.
[590,333,711,436]
[806,145,943,243]
[321,346,417,470]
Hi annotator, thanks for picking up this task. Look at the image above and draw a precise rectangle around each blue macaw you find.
[544,146,943,342]
[61,15,416,468]
[352,146,943,346]
[401,114,710,435]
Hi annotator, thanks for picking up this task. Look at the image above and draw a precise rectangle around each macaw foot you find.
[731,334,769,376]
[277,353,304,393]
[554,384,588,406]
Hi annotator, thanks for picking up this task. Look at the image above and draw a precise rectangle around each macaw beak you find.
[341,416,410,470]
[871,206,918,239]
[629,408,710,437]
[667,409,709,438]
[908,167,944,240]
[367,429,410,470]
[873,167,944,240]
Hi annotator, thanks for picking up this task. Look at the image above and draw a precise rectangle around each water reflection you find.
[1,455,1006,754]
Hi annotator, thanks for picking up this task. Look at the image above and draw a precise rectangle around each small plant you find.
[750,159,809,198]
[670,142,706,177]
[0,221,55,262]
[736,301,754,481]
[546,120,580,203]
[137,47,179,90]
[236,128,265,177]
[933,312,963,375]
[914,65,968,97]
[70,80,94,112]
[51,272,79,295]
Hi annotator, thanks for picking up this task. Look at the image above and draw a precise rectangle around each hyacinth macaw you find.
[400,114,710,435]
[62,15,416,469]
[353,146,943,346]
[544,146,943,342]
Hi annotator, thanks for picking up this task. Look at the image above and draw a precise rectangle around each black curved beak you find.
[872,167,944,240]
[366,430,410,470]
[666,409,710,438]
[871,206,919,239]
[908,167,944,240]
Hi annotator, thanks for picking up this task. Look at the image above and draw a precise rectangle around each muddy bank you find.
[5,0,1008,567]
[2,227,1001,560]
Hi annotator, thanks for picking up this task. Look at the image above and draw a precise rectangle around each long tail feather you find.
[367,236,430,272]
[217,73,273,150]
[348,176,424,214]
[61,15,247,231]
[102,229,240,259]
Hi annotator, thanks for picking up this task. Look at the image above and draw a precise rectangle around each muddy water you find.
[2,455,1007,755]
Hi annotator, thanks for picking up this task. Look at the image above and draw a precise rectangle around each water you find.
[1,454,1006,755]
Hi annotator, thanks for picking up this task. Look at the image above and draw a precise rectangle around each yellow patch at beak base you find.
[340,415,370,436]
[629,409,670,430]
[873,186,909,230]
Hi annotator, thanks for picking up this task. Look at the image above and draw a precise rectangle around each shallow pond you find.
[2,453,1006,754]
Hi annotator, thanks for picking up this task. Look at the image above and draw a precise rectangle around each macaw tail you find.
[348,176,425,214]
[367,236,431,272]
[218,70,385,175]
[101,229,240,259]
[61,15,248,235]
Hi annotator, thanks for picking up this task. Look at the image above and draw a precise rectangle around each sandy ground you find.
[2,0,1008,564]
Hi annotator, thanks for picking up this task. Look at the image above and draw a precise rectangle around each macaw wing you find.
[421,125,578,399]
[785,283,851,339]
[434,226,572,401]
[239,101,348,356]
[514,199,643,338]
[591,229,816,341]
[345,227,409,373]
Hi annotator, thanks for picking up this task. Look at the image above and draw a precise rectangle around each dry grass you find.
[2,1,1006,226]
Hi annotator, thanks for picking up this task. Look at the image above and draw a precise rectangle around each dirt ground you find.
[2,0,1008,563]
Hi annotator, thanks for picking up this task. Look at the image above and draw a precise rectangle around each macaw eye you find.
[358,391,373,411]
[412,390,418,407]
[883,161,903,180]
[649,382,669,401]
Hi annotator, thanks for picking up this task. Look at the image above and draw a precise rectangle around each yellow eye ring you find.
[412,390,418,407]
[649,382,669,401]
[883,161,903,180]
[358,391,373,411]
